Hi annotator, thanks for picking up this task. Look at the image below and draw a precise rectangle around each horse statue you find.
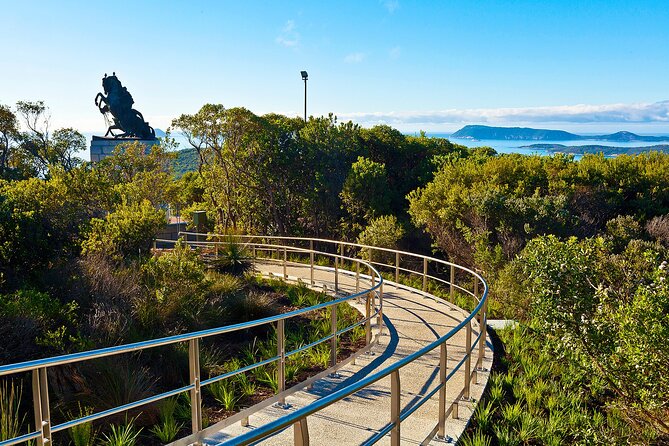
[94,73,156,139]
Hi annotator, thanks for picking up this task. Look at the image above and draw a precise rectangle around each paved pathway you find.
[202,261,492,445]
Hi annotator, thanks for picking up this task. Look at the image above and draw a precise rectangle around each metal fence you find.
[0,233,488,446]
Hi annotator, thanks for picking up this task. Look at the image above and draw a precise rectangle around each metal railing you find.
[0,236,382,446]
[176,232,489,446]
[0,233,488,446]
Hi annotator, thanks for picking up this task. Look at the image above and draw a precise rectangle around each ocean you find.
[424,133,669,158]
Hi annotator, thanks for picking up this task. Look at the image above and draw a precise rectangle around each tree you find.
[13,101,85,177]
[340,156,391,230]
[0,104,19,177]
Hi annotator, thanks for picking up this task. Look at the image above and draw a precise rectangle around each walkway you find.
[199,260,492,445]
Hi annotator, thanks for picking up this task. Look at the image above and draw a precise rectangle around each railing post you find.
[464,320,472,400]
[278,319,286,406]
[355,261,360,294]
[422,257,428,292]
[438,342,448,438]
[450,264,455,302]
[390,370,401,446]
[32,368,51,446]
[334,252,339,293]
[309,240,314,286]
[283,246,288,280]
[480,288,488,360]
[377,282,384,336]
[294,418,310,446]
[189,339,203,440]
[250,243,255,274]
[365,292,372,347]
[395,251,400,287]
[330,305,338,369]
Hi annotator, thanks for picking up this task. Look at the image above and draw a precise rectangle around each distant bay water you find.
[424,133,669,158]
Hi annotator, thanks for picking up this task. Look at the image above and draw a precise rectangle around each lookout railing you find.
[0,233,488,446]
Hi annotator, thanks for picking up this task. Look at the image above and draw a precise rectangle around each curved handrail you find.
[0,237,383,446]
[0,234,488,446]
[175,232,489,446]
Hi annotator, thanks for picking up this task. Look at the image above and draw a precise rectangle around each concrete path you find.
[204,261,492,445]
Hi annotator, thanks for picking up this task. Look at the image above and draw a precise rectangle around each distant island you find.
[521,143,669,156]
[451,125,669,143]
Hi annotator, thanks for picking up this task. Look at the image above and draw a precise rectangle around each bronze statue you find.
[94,73,156,139]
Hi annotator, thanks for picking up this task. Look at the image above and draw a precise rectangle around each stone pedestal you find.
[90,136,159,162]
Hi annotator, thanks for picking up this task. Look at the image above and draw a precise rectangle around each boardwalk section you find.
[200,261,492,445]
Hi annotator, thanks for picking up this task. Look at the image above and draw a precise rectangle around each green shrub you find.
[0,380,25,441]
[81,199,165,261]
[67,403,97,446]
[150,416,181,444]
[101,416,142,446]
[149,398,182,444]
[83,360,156,414]
[138,239,209,329]
[356,215,404,264]
[208,380,238,411]
[210,236,252,275]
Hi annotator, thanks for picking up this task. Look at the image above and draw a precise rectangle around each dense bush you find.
[81,200,165,261]
[409,152,669,266]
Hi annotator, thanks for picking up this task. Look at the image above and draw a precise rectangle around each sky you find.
[1,0,668,134]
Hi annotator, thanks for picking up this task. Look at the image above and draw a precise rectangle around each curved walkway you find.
[202,261,492,445]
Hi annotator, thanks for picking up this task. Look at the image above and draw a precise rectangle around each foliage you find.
[0,289,80,360]
[340,156,391,229]
[210,236,252,275]
[101,416,142,446]
[138,239,209,330]
[357,215,405,263]
[149,397,183,444]
[83,359,156,413]
[462,325,663,445]
[409,152,669,265]
[208,380,239,411]
[81,199,165,261]
[67,403,97,446]
[0,381,25,442]
[515,235,669,435]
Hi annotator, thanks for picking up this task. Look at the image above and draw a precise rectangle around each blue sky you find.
[1,0,668,133]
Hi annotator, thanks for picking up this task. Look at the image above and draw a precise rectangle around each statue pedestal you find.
[90,136,159,162]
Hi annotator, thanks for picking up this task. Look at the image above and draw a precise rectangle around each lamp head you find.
[301,71,308,80]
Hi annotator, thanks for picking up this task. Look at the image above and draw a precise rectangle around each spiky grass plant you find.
[0,380,25,441]
[150,416,182,444]
[460,429,492,446]
[208,380,239,411]
[101,416,142,446]
[68,403,97,446]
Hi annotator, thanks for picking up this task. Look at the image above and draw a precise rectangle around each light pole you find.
[301,70,308,121]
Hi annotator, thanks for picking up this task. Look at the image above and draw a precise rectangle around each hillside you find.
[171,147,199,177]
[452,125,579,141]
[452,125,669,142]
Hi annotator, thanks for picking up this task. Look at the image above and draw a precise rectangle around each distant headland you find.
[451,125,669,143]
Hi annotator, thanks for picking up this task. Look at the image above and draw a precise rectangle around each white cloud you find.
[381,0,399,13]
[336,101,669,126]
[389,46,401,59]
[344,52,366,63]
[276,20,300,47]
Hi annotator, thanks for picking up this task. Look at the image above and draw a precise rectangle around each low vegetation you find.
[1,99,668,443]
